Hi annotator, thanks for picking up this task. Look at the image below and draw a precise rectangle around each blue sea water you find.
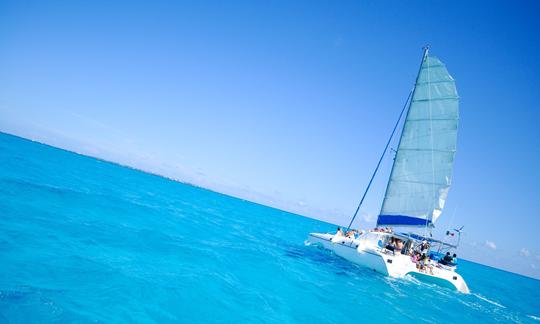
[0,132,539,323]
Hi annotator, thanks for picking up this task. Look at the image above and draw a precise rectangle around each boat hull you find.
[308,233,389,275]
[308,233,470,294]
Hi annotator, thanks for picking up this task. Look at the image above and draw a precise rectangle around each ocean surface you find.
[0,132,539,323]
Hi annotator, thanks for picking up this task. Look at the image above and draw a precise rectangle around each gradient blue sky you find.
[1,0,539,278]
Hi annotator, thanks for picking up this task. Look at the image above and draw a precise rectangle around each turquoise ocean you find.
[1,132,539,323]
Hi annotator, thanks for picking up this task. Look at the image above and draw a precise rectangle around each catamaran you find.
[308,47,470,293]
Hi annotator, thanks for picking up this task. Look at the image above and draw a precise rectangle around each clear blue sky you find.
[1,0,539,278]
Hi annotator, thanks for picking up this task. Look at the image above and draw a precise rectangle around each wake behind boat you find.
[308,47,470,293]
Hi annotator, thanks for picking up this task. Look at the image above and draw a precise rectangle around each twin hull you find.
[308,233,469,293]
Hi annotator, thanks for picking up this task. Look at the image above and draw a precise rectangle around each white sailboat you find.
[308,47,470,293]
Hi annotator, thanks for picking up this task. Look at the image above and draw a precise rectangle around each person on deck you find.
[425,256,434,275]
[331,227,345,243]
[385,238,396,255]
[420,241,430,255]
[418,253,427,271]
[396,239,404,253]
[411,252,420,264]
[440,252,454,265]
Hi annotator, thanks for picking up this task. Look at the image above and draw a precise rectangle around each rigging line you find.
[375,46,429,229]
[345,89,413,232]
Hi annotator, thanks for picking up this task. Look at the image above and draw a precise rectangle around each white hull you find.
[308,233,470,294]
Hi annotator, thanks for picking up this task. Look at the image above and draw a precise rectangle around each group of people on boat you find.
[410,241,434,274]
[334,226,393,240]
[439,252,457,266]
[410,242,458,274]
[373,227,393,233]
[334,227,363,240]
[375,231,459,274]
[384,237,404,254]
[331,227,458,275]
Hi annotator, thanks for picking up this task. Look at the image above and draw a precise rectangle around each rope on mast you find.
[345,89,413,232]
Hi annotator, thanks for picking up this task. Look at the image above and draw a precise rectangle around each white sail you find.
[377,51,459,227]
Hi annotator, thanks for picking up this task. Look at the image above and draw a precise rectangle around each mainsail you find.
[377,49,459,227]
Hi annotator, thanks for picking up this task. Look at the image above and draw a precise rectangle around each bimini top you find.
[377,49,459,228]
